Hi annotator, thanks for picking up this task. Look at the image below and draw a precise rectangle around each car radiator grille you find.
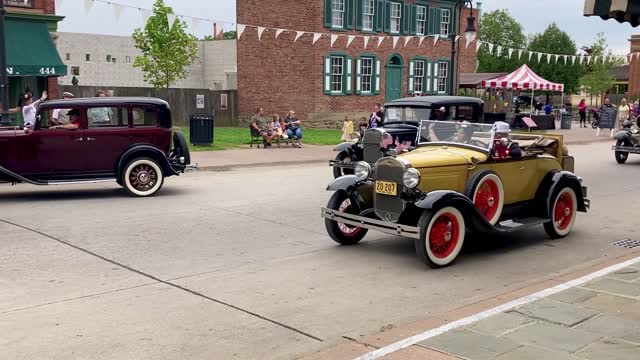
[363,130,384,165]
[374,157,405,222]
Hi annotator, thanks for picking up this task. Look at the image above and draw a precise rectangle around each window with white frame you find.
[438,61,448,93]
[331,56,344,93]
[414,60,425,93]
[332,0,345,28]
[416,6,427,35]
[360,57,373,93]
[363,0,375,31]
[440,9,451,36]
[390,2,401,34]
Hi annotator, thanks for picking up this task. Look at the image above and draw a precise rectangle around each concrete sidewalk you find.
[191,125,612,171]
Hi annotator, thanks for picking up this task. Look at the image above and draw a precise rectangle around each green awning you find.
[4,18,67,77]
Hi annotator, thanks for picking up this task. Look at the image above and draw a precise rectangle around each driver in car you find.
[491,121,522,159]
[428,121,476,144]
[51,108,81,130]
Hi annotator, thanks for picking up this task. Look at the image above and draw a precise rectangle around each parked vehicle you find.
[0,97,193,197]
[612,119,640,164]
[330,96,484,178]
[321,120,589,268]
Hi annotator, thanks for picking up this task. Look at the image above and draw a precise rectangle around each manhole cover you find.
[611,239,640,249]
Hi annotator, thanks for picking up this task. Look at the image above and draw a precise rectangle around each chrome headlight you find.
[354,161,371,181]
[350,132,361,144]
[403,168,421,188]
[631,125,639,134]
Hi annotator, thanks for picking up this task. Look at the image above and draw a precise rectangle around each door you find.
[385,55,403,102]
[24,129,87,179]
[83,106,132,174]
[488,159,538,204]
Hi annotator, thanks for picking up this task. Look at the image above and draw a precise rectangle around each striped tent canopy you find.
[584,0,640,27]
[480,64,565,92]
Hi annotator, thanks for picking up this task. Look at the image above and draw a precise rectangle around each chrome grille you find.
[363,129,384,165]
[374,157,405,222]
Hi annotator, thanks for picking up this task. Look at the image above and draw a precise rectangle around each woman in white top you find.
[22,90,47,127]
[618,98,631,128]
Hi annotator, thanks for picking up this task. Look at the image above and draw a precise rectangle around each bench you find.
[249,125,298,148]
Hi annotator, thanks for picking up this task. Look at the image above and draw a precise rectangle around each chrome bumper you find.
[612,145,640,153]
[582,185,590,210]
[321,207,420,239]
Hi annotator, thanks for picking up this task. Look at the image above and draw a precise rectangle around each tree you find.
[580,33,620,105]
[202,35,215,41]
[223,31,237,40]
[132,0,198,89]
[528,23,583,95]
[477,10,527,73]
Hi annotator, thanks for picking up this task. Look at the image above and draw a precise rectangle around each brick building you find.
[628,34,640,99]
[2,0,66,124]
[237,0,478,127]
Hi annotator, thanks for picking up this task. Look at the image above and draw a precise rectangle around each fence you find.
[59,85,238,127]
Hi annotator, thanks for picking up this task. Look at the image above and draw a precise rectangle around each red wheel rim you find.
[474,179,500,221]
[554,191,574,231]
[429,212,460,259]
[338,199,363,237]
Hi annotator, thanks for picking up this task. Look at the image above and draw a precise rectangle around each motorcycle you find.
[590,108,600,129]
[612,119,640,164]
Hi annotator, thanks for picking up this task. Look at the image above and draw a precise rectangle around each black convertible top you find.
[385,96,483,108]
[38,97,171,110]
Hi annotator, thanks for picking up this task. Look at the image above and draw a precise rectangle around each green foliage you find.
[580,33,618,100]
[477,10,527,73]
[132,0,199,89]
[223,31,237,40]
[202,35,215,41]
[527,23,583,94]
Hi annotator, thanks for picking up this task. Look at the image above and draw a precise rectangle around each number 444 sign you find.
[39,68,56,75]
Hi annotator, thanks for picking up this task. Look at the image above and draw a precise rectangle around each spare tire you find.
[173,130,191,166]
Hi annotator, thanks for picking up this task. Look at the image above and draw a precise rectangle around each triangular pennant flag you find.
[508,48,514,59]
[537,52,543,62]
[475,40,482,52]
[495,45,502,56]
[563,55,568,64]
[487,43,494,54]
[113,3,124,20]
[257,26,266,41]
[528,51,534,61]
[635,53,640,61]
[346,35,356,48]
[454,35,461,43]
[602,55,607,64]
[518,49,523,59]
[330,34,339,47]
[363,36,370,48]
[275,29,285,39]
[377,36,385,48]
[237,24,247,39]
[465,37,471,48]
[420,36,426,47]
[83,0,93,16]
[572,56,577,65]
[167,13,177,28]
[404,36,412,47]
[313,33,322,44]
[392,36,399,49]
[580,55,585,64]
[546,53,552,63]
[433,34,440,46]
[294,31,305,43]
[587,56,592,65]
[216,23,225,38]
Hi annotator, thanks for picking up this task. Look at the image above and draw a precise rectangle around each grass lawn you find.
[176,127,342,151]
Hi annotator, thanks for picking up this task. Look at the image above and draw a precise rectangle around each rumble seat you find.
[510,134,559,158]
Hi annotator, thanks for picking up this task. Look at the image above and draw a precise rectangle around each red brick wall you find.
[237,0,478,125]
[5,0,54,13]
[629,35,640,99]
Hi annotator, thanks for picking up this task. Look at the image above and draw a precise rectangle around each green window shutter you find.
[384,1,391,32]
[444,60,452,95]
[402,3,410,35]
[410,5,417,35]
[356,0,364,30]
[408,60,415,95]
[427,7,436,35]
[324,0,332,28]
[375,0,384,31]
[436,8,443,36]
[356,58,362,95]
[374,59,381,94]
[323,55,332,95]
[425,60,433,95]
[346,0,355,29]
[344,56,353,94]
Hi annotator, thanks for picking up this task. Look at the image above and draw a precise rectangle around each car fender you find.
[414,190,495,233]
[117,145,177,178]
[327,175,361,191]
[614,131,631,141]
[536,171,587,216]
[334,142,355,153]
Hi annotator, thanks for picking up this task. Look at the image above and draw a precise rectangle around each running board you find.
[494,217,549,232]
[46,179,116,186]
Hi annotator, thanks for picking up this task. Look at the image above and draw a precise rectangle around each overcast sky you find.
[56,0,638,55]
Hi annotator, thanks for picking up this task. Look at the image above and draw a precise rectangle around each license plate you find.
[375,181,397,196]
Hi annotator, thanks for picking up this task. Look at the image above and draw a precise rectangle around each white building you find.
[56,33,237,90]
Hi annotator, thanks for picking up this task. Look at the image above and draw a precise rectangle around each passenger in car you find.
[492,121,522,159]
[22,90,47,128]
[51,109,81,130]
[88,90,113,125]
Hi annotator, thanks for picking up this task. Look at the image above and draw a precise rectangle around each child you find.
[341,116,354,142]
[278,117,288,139]
[358,116,368,136]
[271,114,283,136]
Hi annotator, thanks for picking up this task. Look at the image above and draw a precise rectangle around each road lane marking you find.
[353,255,640,360]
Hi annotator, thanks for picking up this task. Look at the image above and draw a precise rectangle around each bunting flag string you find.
[377,36,385,48]
[330,34,339,47]
[257,26,266,41]
[346,35,356,48]
[433,34,440,46]
[84,0,93,16]
[312,33,322,44]
[475,40,482,53]
[404,36,412,47]
[419,36,426,47]
[166,13,177,28]
[275,29,285,39]
[113,3,124,21]
[508,48,514,59]
[293,31,304,43]
[363,36,370,48]
[392,36,400,49]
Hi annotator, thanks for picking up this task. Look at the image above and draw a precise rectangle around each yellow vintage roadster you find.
[321,120,590,268]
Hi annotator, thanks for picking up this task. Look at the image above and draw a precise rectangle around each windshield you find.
[418,120,495,152]
[384,106,432,123]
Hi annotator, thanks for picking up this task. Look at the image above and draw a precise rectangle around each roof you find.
[609,65,629,81]
[481,64,564,92]
[459,73,507,88]
[584,0,640,27]
[40,97,171,110]
[385,96,484,107]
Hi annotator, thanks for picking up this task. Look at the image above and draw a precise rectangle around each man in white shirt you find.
[51,92,75,126]
[22,91,47,127]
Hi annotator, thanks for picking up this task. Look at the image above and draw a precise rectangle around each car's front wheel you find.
[333,151,355,178]
[544,187,578,239]
[122,158,165,197]
[615,139,629,164]
[416,207,466,268]
[324,191,367,245]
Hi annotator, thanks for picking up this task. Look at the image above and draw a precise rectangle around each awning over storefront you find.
[4,18,67,77]
[584,0,640,27]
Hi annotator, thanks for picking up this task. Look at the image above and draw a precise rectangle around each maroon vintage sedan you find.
[0,97,192,197]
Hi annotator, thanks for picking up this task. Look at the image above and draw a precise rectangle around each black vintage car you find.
[330,96,484,178]
[613,119,640,164]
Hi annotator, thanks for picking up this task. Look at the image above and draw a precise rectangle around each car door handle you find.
[74,137,84,142]
[519,166,526,170]
[86,137,96,141]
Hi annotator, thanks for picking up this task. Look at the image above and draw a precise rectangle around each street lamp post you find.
[0,1,10,125]
[450,0,477,96]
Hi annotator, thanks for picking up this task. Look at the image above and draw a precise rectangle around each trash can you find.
[189,113,214,145]
[561,113,572,129]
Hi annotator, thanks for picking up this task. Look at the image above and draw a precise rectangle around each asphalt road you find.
[1,141,639,360]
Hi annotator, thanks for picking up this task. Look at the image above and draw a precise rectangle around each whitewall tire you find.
[123,158,164,197]
[416,207,466,268]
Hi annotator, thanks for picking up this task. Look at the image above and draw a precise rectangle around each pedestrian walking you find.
[578,99,587,128]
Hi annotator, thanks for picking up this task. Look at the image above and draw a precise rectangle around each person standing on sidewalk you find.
[617,98,631,128]
[578,99,587,128]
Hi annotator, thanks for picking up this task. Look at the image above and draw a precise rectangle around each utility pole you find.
[0,1,11,125]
